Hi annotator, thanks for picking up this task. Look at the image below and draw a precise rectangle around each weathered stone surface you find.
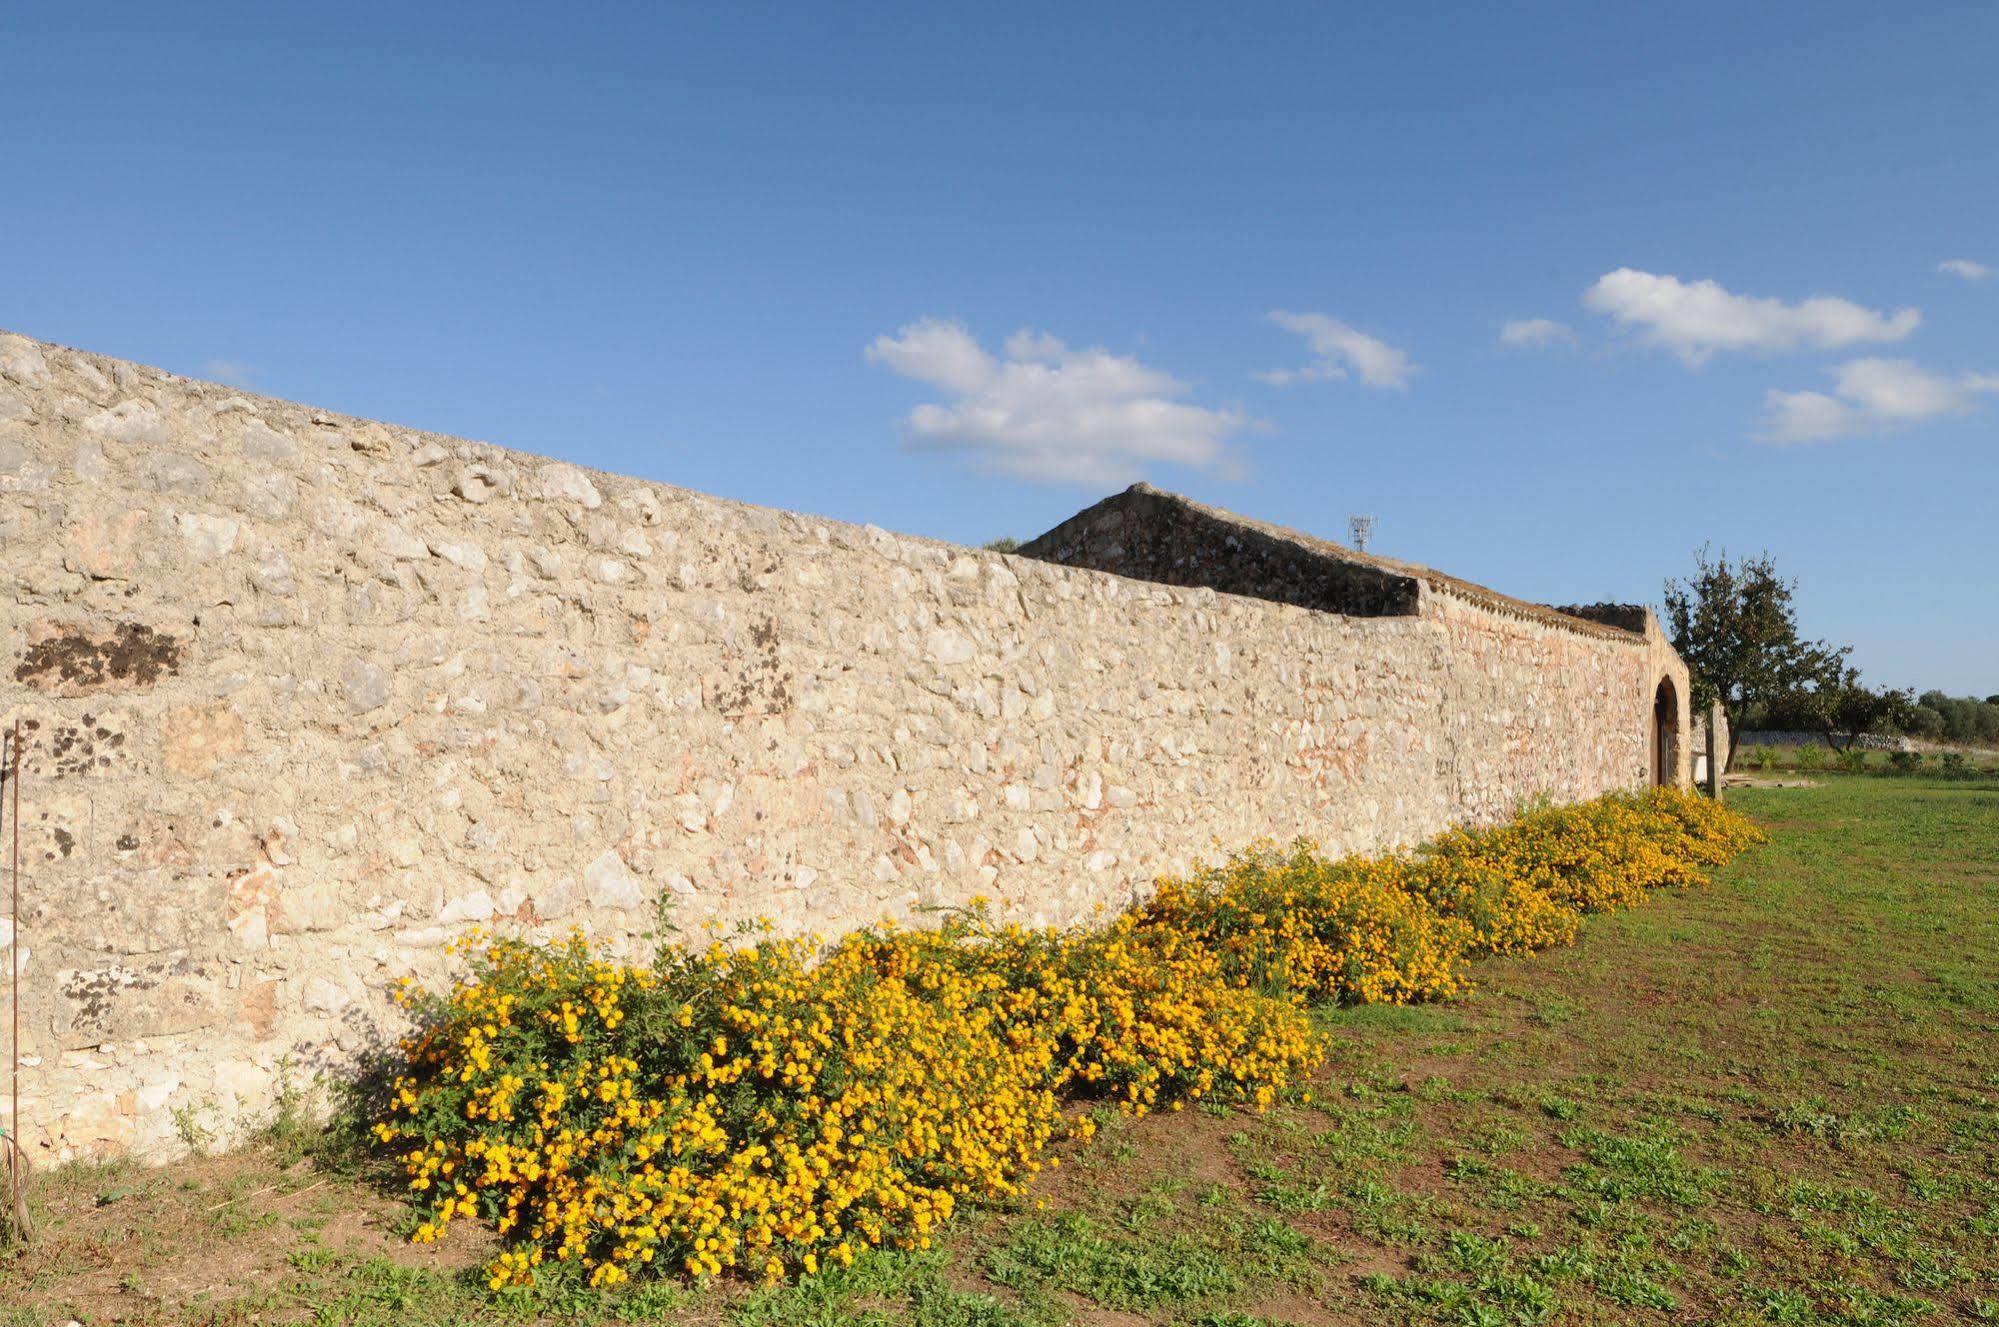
[340,658,390,713]
[85,401,173,447]
[137,452,210,496]
[224,863,282,949]
[536,461,602,509]
[238,422,299,463]
[177,513,240,560]
[0,331,51,385]
[0,330,1689,1167]
[452,463,510,502]
[63,507,150,580]
[584,849,648,910]
[160,704,246,778]
[924,628,976,665]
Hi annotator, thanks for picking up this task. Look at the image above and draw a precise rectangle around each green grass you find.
[4,776,1996,1325]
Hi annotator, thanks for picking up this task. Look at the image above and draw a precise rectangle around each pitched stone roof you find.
[1021,484,1650,641]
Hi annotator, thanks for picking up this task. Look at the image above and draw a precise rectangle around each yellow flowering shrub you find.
[1143,846,1476,1002]
[1138,789,1759,1001]
[376,908,1320,1290]
[979,918,1326,1113]
[376,787,1758,1290]
[1421,789,1761,918]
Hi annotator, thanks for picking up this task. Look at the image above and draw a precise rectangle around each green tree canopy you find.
[1663,547,1844,769]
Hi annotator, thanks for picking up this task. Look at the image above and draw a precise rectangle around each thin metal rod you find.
[10,721,18,1155]
[5,719,28,1242]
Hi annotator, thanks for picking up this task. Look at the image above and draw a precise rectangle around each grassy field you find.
[4,776,1995,1326]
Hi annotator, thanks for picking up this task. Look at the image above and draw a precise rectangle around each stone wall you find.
[0,330,1687,1163]
[1736,730,1912,753]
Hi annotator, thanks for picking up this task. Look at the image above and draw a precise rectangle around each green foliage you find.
[1664,546,1846,766]
[1911,690,1999,745]
[1767,659,1914,753]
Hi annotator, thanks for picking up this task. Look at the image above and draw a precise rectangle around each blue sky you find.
[4,3,1994,692]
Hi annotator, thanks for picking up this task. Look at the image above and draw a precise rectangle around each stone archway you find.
[1652,676,1680,787]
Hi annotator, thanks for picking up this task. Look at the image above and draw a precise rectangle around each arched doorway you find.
[1651,677,1680,787]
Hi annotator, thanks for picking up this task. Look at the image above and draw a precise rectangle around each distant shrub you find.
[1888,750,1923,774]
[1795,745,1825,772]
[1751,745,1779,771]
[1838,749,1868,775]
[1940,752,1968,778]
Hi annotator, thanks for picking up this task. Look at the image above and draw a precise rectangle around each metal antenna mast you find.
[1347,515,1378,553]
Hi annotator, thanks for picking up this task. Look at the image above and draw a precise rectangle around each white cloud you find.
[203,358,254,387]
[1258,311,1415,389]
[866,317,1250,486]
[1759,357,1999,443]
[1498,318,1575,349]
[1583,268,1920,366]
[1939,258,1992,282]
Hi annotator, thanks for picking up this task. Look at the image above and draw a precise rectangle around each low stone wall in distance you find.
[1736,731,1913,752]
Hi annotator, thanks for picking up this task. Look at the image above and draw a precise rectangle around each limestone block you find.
[239,421,300,463]
[302,975,353,1016]
[0,331,50,384]
[584,849,648,910]
[536,462,603,509]
[86,401,173,447]
[161,705,246,778]
[225,863,282,949]
[341,658,391,713]
[137,450,211,495]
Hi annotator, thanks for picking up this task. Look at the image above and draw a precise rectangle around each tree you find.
[1909,691,1999,745]
[1905,705,1946,741]
[1782,659,1914,752]
[1663,547,1843,771]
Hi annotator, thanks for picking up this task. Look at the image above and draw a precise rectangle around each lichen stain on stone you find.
[711,614,792,717]
[60,964,158,1032]
[15,620,182,694]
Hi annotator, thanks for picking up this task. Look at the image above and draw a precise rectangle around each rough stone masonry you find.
[0,330,1689,1163]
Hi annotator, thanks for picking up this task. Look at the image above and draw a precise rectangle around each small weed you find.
[1560,1126,1713,1205]
[1442,1230,1511,1274]
[171,1097,218,1154]
[986,1213,1239,1310]
[288,1244,347,1273]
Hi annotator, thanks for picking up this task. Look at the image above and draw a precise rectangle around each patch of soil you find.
[4,1150,484,1325]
